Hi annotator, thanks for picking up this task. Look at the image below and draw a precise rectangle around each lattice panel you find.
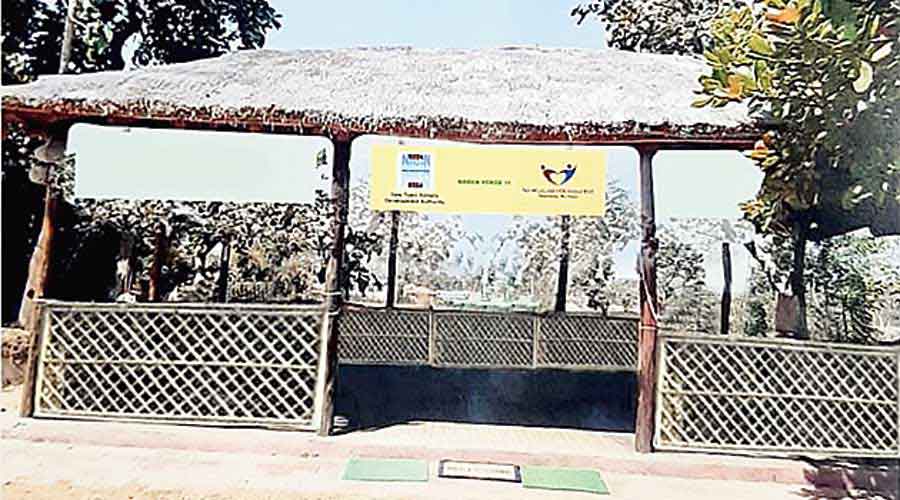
[434,312,534,367]
[538,315,637,369]
[35,303,322,429]
[338,308,429,364]
[655,334,900,458]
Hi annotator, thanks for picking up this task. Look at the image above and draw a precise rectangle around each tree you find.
[567,181,640,313]
[571,0,745,55]
[570,0,900,340]
[693,0,900,337]
[1,0,64,84]
[2,0,283,320]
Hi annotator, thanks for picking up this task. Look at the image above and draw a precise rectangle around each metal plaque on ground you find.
[437,460,521,483]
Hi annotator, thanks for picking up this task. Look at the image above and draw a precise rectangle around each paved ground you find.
[1,386,896,499]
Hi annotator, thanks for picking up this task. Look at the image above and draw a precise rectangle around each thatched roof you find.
[2,47,759,144]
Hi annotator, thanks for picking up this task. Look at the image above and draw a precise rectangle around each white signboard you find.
[69,124,331,203]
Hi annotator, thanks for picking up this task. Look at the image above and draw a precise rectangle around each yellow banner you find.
[370,145,606,216]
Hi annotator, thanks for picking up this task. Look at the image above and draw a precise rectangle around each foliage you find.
[656,227,718,331]
[694,0,900,241]
[806,233,900,343]
[568,182,641,313]
[1,0,63,84]
[571,0,745,55]
[490,216,562,309]
[2,0,282,309]
[397,213,479,303]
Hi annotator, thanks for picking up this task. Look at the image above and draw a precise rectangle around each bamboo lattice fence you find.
[654,332,900,458]
[337,306,638,371]
[31,301,322,430]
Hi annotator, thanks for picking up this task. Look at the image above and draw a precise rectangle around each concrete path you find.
[3,438,804,499]
[1,387,895,499]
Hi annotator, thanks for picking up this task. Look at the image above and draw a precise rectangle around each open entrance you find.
[331,137,641,432]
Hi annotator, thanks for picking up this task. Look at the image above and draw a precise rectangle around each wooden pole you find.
[18,301,47,417]
[314,139,351,436]
[17,4,78,328]
[554,215,571,313]
[18,190,58,329]
[720,242,732,335]
[385,210,400,308]
[635,146,659,454]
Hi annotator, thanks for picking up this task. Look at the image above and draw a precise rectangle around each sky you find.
[264,1,605,50]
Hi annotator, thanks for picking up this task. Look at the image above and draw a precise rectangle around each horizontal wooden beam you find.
[2,102,760,150]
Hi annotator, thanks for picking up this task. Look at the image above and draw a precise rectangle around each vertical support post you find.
[720,242,732,335]
[314,139,351,436]
[385,210,400,308]
[428,310,437,365]
[554,215,571,313]
[635,146,659,454]
[19,189,58,330]
[19,301,47,417]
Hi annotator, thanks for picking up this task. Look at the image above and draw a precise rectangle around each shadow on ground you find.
[334,364,636,433]
[795,458,899,500]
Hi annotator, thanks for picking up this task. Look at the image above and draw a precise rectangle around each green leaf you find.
[852,61,873,93]
[692,97,714,108]
[749,33,775,55]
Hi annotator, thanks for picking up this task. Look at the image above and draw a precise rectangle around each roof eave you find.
[1,98,763,150]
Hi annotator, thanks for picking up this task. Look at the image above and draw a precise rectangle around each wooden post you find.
[720,242,732,335]
[19,301,47,417]
[554,214,571,313]
[314,139,351,436]
[18,189,58,330]
[635,146,659,454]
[385,210,400,308]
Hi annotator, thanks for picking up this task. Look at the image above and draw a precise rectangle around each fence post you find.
[314,139,351,436]
[19,302,48,417]
[635,145,659,454]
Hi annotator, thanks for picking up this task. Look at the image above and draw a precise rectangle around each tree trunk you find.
[720,242,732,335]
[147,225,167,302]
[18,190,58,329]
[555,215,571,313]
[789,220,809,339]
[58,0,78,72]
[215,236,231,303]
[114,234,135,298]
